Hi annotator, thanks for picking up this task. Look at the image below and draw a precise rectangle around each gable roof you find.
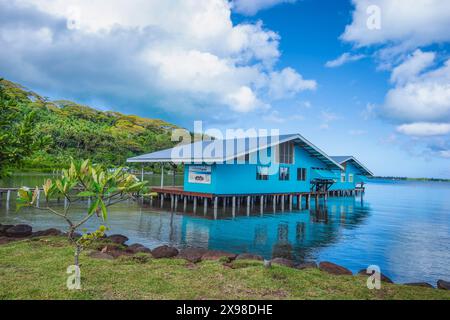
[330,156,374,176]
[127,133,344,170]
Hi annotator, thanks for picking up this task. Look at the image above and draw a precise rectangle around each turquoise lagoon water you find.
[1,174,449,284]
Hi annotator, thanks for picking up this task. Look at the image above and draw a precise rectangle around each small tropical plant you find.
[17,159,147,268]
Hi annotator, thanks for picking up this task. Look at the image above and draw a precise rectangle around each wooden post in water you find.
[281,195,285,212]
[183,196,187,212]
[160,194,164,208]
[213,197,218,219]
[260,196,264,215]
[273,195,276,212]
[298,194,302,210]
[193,197,197,213]
[232,196,236,218]
[174,195,178,211]
[289,195,292,211]
[203,198,208,215]
[246,196,250,216]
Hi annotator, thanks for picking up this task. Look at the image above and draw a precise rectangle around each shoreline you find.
[1,223,449,293]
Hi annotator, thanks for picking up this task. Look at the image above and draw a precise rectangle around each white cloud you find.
[396,123,450,137]
[325,52,365,68]
[231,0,296,16]
[390,50,435,85]
[439,150,450,158]
[0,0,315,119]
[342,0,450,50]
[383,55,450,123]
[268,67,317,99]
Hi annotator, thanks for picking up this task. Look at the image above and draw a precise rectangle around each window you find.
[297,168,307,181]
[348,174,354,183]
[256,166,269,180]
[279,167,290,181]
[341,173,346,183]
[278,142,294,164]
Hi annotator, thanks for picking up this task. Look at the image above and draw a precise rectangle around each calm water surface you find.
[1,174,449,284]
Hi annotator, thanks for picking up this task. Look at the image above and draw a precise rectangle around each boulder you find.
[357,269,393,283]
[0,236,16,245]
[5,224,32,238]
[319,261,352,276]
[296,262,318,270]
[235,253,263,261]
[437,280,450,290]
[151,245,179,259]
[125,243,152,255]
[271,257,295,268]
[404,282,434,288]
[202,250,237,262]
[0,224,14,236]
[107,234,129,245]
[177,247,208,263]
[31,228,63,237]
[89,251,114,260]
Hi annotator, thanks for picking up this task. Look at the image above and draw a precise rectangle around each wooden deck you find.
[151,186,330,198]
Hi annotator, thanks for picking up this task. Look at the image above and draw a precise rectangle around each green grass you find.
[0,237,449,300]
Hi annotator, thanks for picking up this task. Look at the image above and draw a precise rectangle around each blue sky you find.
[1,0,449,178]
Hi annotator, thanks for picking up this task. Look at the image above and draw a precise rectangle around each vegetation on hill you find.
[0,78,179,172]
[0,237,449,300]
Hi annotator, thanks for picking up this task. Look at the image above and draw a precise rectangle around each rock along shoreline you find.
[1,223,449,291]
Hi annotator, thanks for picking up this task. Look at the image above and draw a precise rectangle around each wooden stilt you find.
[203,198,208,215]
[260,195,264,215]
[193,197,197,213]
[246,196,250,216]
[232,196,236,218]
[214,197,218,219]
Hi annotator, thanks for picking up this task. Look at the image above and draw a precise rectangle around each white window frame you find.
[341,173,346,183]
[348,174,354,183]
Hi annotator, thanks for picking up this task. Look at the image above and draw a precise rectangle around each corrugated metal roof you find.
[127,133,344,170]
[330,156,374,176]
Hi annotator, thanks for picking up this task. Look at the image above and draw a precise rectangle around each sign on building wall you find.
[188,165,212,184]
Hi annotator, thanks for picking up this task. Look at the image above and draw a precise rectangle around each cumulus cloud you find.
[342,0,450,50]
[325,52,365,68]
[383,53,450,124]
[0,0,315,120]
[231,0,296,16]
[268,67,317,99]
[341,2,450,145]
[396,123,450,137]
[389,50,435,85]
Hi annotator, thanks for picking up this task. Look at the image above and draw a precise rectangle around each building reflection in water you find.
[130,196,371,264]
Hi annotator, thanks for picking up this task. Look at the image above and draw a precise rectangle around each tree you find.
[0,78,48,177]
[17,159,147,269]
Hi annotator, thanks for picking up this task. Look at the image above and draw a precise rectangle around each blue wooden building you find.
[329,156,374,194]
[127,133,373,216]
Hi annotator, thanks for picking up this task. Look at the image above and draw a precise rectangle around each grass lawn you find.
[0,237,449,300]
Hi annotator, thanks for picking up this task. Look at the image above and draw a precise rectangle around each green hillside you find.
[0,78,179,171]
